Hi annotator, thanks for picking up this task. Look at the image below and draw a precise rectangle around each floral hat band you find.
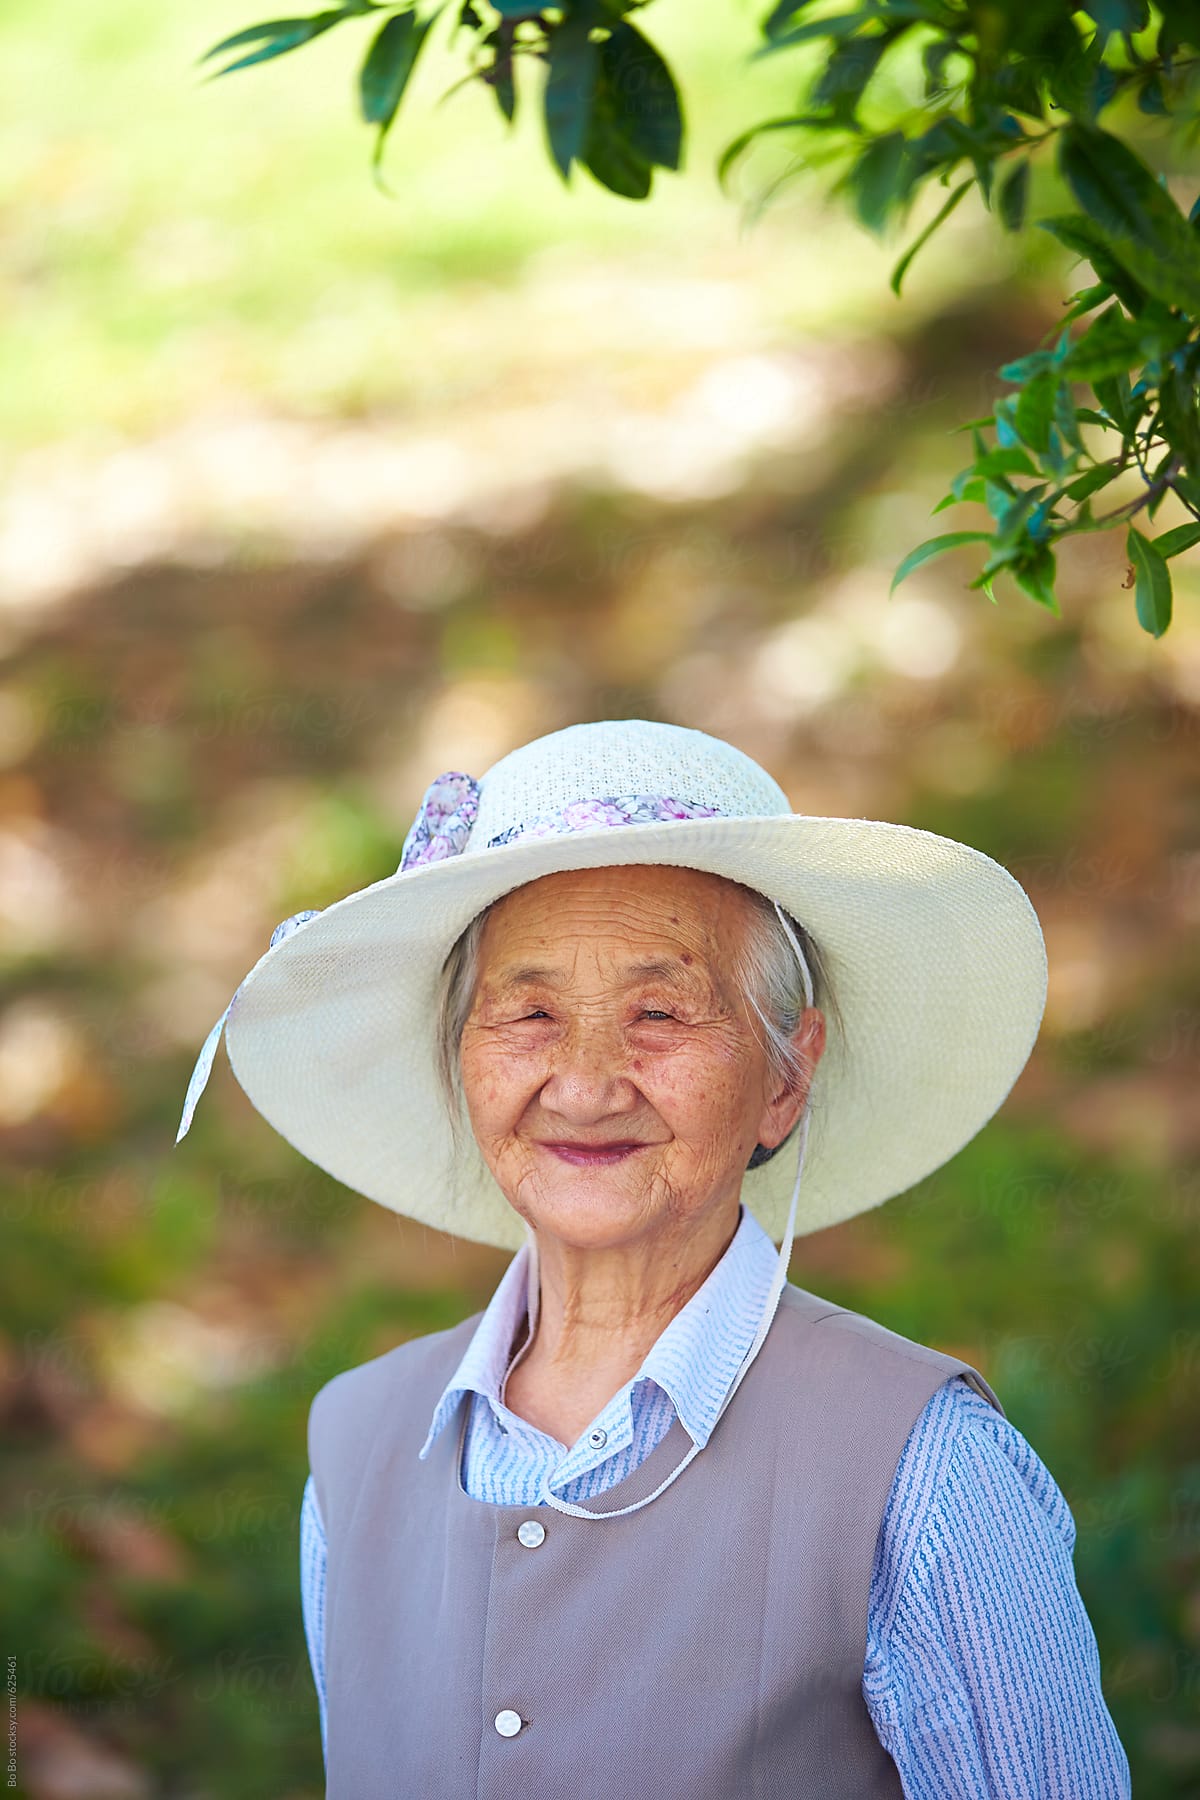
[398,771,723,865]
[397,771,480,867]
[174,771,727,1144]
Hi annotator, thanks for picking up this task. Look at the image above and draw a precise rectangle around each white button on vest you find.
[494,1709,523,1738]
[588,1427,608,1449]
[517,1519,546,1548]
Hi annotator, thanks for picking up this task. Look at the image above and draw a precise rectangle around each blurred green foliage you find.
[203,0,1200,630]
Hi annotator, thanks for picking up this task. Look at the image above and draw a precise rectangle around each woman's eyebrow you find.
[622,958,700,986]
[489,965,560,991]
[491,957,704,991]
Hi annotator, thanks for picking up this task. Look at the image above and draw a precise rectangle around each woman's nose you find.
[538,1022,639,1122]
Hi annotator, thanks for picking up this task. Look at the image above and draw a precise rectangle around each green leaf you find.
[997,160,1029,232]
[582,116,652,195]
[1049,28,1117,123]
[1064,463,1116,501]
[813,25,910,125]
[761,0,811,39]
[1061,281,1113,324]
[987,56,1045,123]
[1059,303,1151,382]
[1058,123,1200,314]
[1013,545,1061,614]
[990,481,1049,545]
[998,348,1057,383]
[716,114,830,190]
[1154,520,1200,557]
[959,448,1038,484]
[1027,493,1056,542]
[751,11,871,57]
[993,397,1021,448]
[545,3,600,179]
[1158,366,1200,474]
[1054,381,1085,454]
[1081,0,1149,29]
[903,114,980,183]
[933,479,986,511]
[491,50,517,123]
[576,15,683,197]
[967,555,1001,599]
[581,62,651,196]
[360,7,440,156]
[889,177,971,294]
[1013,369,1058,455]
[1093,370,1135,428]
[1127,525,1173,634]
[1160,9,1198,58]
[953,414,996,435]
[1040,212,1146,315]
[984,477,1016,518]
[847,131,908,235]
[596,20,682,171]
[922,35,958,96]
[890,531,991,593]
[200,9,348,77]
[1042,424,1071,482]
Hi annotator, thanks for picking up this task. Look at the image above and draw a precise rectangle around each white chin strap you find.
[541,902,815,1521]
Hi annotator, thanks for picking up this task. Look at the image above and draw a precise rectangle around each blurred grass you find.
[0,0,776,443]
[0,0,1046,454]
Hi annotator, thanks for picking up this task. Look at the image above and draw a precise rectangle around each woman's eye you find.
[522,1009,551,1021]
[639,1009,674,1022]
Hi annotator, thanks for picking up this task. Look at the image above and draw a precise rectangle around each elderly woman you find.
[176,719,1129,1798]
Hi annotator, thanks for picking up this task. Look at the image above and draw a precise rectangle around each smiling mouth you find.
[539,1142,651,1167]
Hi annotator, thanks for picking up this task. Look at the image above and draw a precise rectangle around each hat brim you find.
[223,814,1047,1250]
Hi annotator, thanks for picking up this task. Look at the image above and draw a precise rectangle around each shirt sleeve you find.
[863,1373,1131,1799]
[299,1472,329,1766]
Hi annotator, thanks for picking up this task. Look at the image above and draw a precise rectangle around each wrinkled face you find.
[458,864,820,1254]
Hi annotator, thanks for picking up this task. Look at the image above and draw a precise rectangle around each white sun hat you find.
[173,718,1048,1255]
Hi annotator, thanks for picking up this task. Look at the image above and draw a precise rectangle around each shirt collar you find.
[418,1203,779,1462]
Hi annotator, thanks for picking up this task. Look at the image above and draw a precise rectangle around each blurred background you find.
[1,0,1197,1794]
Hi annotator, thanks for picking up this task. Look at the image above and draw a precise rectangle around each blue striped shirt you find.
[300,1205,1130,1794]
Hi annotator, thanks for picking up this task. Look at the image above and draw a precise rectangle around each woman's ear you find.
[756,1008,826,1152]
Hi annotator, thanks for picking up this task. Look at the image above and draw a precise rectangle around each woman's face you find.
[458,864,825,1255]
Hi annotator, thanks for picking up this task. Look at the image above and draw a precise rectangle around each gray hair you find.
[434,882,843,1169]
[731,892,839,1167]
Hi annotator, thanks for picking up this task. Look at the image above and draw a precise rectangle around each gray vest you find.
[308,1280,1003,1799]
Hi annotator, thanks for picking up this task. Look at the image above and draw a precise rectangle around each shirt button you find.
[587,1427,608,1449]
[517,1519,546,1548]
[494,1709,523,1738]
